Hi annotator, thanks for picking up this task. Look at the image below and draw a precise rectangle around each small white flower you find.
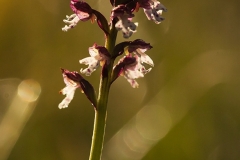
[58,72,80,109]
[123,56,152,88]
[133,48,154,67]
[79,44,109,76]
[62,14,80,31]
[143,0,167,24]
[115,15,138,38]
[79,57,100,76]
[127,39,154,66]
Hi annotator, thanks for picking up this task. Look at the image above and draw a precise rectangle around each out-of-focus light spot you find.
[0,78,41,160]
[103,50,239,160]
[136,105,172,141]
[103,105,172,160]
[17,79,41,102]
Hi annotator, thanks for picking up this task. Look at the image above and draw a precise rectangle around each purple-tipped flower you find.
[127,39,154,66]
[116,55,152,88]
[112,5,138,38]
[58,69,82,109]
[138,0,167,24]
[59,69,97,109]
[62,0,95,31]
[79,44,110,76]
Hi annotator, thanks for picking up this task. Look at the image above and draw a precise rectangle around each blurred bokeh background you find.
[1,0,240,159]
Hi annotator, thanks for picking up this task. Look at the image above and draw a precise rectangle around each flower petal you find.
[126,78,139,88]
[58,85,77,109]
[139,0,167,24]
[112,5,138,38]
[115,16,138,38]
[79,57,99,76]
[62,14,80,31]
[135,49,154,66]
[79,44,110,76]
[58,69,81,109]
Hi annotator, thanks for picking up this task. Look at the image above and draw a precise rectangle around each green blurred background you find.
[1,0,240,160]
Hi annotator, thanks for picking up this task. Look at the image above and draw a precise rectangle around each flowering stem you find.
[89,25,117,160]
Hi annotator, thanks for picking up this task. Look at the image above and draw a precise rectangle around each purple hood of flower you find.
[128,39,153,53]
[70,0,93,21]
[61,68,83,82]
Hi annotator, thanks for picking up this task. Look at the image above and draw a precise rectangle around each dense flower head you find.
[62,0,95,31]
[58,69,82,109]
[59,0,167,110]
[111,5,138,38]
[111,39,154,87]
[79,44,110,76]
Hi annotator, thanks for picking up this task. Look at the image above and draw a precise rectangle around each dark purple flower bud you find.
[128,39,153,53]
[61,68,84,82]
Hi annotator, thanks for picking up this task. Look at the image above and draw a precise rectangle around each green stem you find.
[89,26,117,160]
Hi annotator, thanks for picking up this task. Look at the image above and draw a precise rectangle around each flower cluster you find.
[59,0,167,108]
[111,39,153,88]
[62,0,167,36]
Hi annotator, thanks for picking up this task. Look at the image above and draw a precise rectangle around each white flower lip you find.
[58,73,80,109]
[62,14,80,31]
[143,0,167,24]
[115,15,138,38]
[122,56,152,88]
[79,45,108,76]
